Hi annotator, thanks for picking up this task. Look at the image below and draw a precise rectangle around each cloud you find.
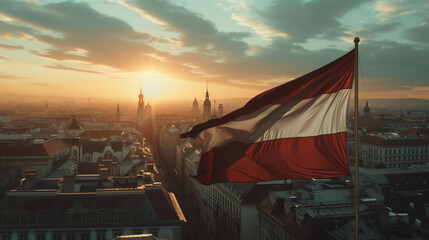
[372,1,402,20]
[403,5,429,45]
[0,43,23,50]
[346,22,402,40]
[44,64,104,74]
[231,13,288,40]
[0,20,35,39]
[124,0,250,57]
[260,0,370,43]
[359,40,429,90]
[0,0,427,96]
[371,0,426,21]
[0,72,27,80]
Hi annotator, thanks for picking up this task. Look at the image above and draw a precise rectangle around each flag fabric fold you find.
[181,50,355,184]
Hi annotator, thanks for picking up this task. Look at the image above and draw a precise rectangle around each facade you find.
[0,138,67,186]
[360,134,429,169]
[65,116,85,137]
[0,171,186,240]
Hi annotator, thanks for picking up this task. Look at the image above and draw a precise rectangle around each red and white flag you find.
[181,50,354,184]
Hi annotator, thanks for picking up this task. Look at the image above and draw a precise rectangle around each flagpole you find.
[354,37,360,240]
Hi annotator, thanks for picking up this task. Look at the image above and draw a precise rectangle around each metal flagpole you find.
[354,37,360,240]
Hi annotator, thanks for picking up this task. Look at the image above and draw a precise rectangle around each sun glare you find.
[140,71,165,100]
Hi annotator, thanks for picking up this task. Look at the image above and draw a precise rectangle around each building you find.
[364,101,370,118]
[0,170,186,240]
[137,88,153,142]
[359,133,429,169]
[116,104,121,122]
[0,138,67,187]
[202,84,211,120]
[65,116,85,137]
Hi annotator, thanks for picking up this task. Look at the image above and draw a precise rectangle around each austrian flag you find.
[181,50,355,184]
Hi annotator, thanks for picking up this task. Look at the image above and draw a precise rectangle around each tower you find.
[192,98,199,112]
[202,82,211,120]
[218,104,224,117]
[137,87,145,128]
[116,103,120,122]
[364,100,370,118]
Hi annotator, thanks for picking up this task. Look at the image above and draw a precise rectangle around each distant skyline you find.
[0,0,428,101]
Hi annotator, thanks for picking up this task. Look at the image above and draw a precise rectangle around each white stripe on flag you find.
[199,89,350,153]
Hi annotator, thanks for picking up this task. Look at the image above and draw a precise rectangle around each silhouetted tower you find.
[202,82,211,120]
[116,103,120,122]
[137,87,145,128]
[364,100,370,118]
[192,98,199,112]
[218,104,224,117]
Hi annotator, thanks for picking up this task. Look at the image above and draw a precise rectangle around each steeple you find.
[203,81,211,120]
[139,86,144,103]
[364,100,370,118]
[205,80,209,100]
[116,103,120,122]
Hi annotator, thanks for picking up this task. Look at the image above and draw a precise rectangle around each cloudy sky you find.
[0,0,428,101]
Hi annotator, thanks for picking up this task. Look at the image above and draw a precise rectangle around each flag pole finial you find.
[354,37,360,44]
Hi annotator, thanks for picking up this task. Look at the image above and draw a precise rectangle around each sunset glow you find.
[0,0,428,103]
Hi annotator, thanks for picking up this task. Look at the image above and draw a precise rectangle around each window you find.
[16,169,22,178]
[80,232,90,240]
[112,229,123,237]
[65,233,75,240]
[52,232,62,240]
[96,231,106,240]
[36,232,46,240]
[81,214,90,223]
[18,232,29,240]
[1,232,12,240]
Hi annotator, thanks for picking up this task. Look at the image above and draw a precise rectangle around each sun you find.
[140,71,165,100]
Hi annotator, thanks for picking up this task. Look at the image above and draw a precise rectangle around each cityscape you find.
[1,0,429,240]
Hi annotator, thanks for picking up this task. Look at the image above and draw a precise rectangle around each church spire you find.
[205,80,209,99]
[139,85,144,103]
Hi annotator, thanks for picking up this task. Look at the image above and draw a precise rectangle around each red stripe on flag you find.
[194,132,350,184]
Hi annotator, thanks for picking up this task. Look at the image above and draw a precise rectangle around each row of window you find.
[0,228,159,240]
[363,146,429,155]
[0,212,143,224]
[362,154,429,162]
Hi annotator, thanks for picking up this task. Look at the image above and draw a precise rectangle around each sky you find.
[0,0,428,102]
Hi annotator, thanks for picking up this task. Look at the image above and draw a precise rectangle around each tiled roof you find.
[360,135,429,146]
[146,187,182,220]
[81,141,123,154]
[80,130,123,139]
[66,117,84,130]
[0,138,66,157]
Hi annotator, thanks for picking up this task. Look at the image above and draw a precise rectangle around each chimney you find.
[23,169,37,190]
[99,168,109,181]
[62,175,75,193]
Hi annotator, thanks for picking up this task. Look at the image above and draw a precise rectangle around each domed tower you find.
[363,100,370,118]
[202,82,211,120]
[137,87,145,128]
[192,98,199,112]
[218,104,224,117]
